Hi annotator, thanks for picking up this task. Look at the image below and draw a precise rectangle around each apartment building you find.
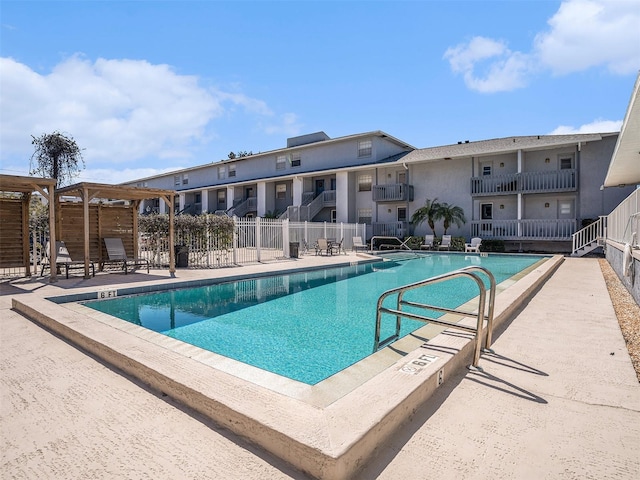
[125,130,635,252]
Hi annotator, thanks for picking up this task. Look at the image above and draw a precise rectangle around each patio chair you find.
[330,238,346,255]
[438,235,452,251]
[465,237,482,253]
[315,238,332,256]
[40,241,95,279]
[420,234,435,250]
[103,237,149,274]
[352,236,368,252]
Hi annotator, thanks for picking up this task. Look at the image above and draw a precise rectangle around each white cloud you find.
[261,113,303,137]
[535,0,640,75]
[549,118,622,134]
[0,55,298,179]
[445,0,640,92]
[443,37,533,93]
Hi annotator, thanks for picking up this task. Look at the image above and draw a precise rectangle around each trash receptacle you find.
[289,242,299,259]
[175,245,189,268]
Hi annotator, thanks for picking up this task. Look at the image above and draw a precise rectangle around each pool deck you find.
[2,254,639,479]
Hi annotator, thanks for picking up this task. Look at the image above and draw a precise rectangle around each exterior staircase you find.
[571,217,606,257]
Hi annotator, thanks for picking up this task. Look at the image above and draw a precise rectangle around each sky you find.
[1,0,639,185]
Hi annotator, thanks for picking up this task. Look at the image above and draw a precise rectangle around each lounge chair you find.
[420,235,435,250]
[315,238,332,256]
[438,235,452,251]
[40,241,95,279]
[465,237,482,253]
[103,237,149,273]
[352,236,368,252]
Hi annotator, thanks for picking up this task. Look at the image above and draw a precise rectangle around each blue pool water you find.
[84,253,545,384]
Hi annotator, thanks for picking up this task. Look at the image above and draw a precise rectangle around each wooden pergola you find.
[0,174,58,280]
[55,182,176,278]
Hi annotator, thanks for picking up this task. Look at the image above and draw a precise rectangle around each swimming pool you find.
[84,253,546,384]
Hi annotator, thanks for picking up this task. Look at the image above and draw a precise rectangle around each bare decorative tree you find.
[29,131,85,187]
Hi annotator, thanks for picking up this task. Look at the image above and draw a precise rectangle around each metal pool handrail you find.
[373,266,496,369]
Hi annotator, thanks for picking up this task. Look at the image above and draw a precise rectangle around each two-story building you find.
[125,130,636,253]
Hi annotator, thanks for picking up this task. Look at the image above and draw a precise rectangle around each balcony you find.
[470,219,577,240]
[471,170,576,196]
[372,183,414,202]
[371,221,409,238]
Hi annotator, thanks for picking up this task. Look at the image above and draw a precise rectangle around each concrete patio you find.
[1,255,639,479]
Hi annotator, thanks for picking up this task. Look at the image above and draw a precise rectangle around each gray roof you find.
[401,133,612,164]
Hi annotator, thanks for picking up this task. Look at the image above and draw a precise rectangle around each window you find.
[217,190,226,204]
[195,193,201,203]
[481,163,492,176]
[481,203,493,219]
[397,207,407,222]
[358,208,372,225]
[358,140,372,157]
[291,153,301,167]
[276,155,287,170]
[330,209,337,223]
[228,165,236,177]
[218,166,226,179]
[397,171,407,184]
[358,174,372,192]
[559,201,572,215]
[559,155,574,170]
[182,174,188,185]
[174,175,181,186]
[276,184,286,199]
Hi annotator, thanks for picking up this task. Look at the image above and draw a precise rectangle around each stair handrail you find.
[571,217,604,254]
[373,265,496,369]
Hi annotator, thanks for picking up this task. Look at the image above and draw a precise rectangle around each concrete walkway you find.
[2,257,639,479]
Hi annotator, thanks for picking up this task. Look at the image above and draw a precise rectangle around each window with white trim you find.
[228,164,236,177]
[174,175,181,186]
[217,190,226,204]
[358,174,372,192]
[291,153,301,167]
[218,166,226,179]
[358,208,372,225]
[358,140,372,157]
[276,184,286,199]
[276,155,287,170]
[182,174,188,185]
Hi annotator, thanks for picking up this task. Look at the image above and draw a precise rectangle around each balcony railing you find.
[471,170,577,196]
[470,219,577,240]
[372,221,409,238]
[372,183,414,202]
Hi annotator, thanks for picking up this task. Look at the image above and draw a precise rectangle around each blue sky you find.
[1,0,639,185]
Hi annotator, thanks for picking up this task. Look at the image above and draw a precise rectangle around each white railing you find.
[285,190,336,222]
[228,197,257,217]
[471,169,577,195]
[470,218,577,240]
[606,189,639,245]
[572,217,606,254]
[371,221,408,237]
[372,183,413,202]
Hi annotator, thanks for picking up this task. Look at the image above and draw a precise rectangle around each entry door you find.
[315,180,325,197]
[245,187,254,200]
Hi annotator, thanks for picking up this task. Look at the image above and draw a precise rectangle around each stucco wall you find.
[606,242,640,305]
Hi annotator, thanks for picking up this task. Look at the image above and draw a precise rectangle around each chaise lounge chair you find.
[420,234,435,250]
[438,235,452,251]
[465,237,482,253]
[40,241,95,279]
[103,237,149,274]
[352,236,368,252]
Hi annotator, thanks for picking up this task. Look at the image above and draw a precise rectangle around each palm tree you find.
[438,202,466,234]
[410,198,441,236]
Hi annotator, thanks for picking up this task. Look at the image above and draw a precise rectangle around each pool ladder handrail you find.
[373,266,496,369]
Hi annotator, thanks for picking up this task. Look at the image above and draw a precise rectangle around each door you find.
[315,180,325,197]
[245,187,254,200]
